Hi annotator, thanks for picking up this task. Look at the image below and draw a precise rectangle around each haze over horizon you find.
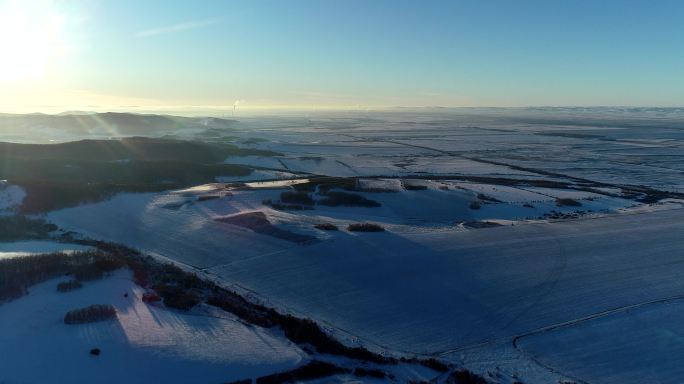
[1,0,683,114]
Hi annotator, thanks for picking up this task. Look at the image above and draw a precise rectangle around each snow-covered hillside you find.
[0,270,305,384]
[46,180,684,382]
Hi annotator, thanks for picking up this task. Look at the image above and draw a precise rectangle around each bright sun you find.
[0,1,66,82]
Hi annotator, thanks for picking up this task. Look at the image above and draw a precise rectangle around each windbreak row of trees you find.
[0,250,124,302]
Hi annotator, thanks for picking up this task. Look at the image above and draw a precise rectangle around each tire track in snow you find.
[335,159,357,174]
[495,223,569,336]
[435,293,684,384]
[510,293,684,384]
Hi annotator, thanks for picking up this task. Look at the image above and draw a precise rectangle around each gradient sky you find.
[1,0,683,112]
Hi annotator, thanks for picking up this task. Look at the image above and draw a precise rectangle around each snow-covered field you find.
[517,299,684,384]
[46,181,684,382]
[216,109,684,192]
[208,208,684,353]
[7,109,684,382]
[0,270,305,384]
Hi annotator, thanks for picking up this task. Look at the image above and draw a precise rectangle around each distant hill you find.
[0,136,277,163]
[0,112,237,142]
[0,137,279,213]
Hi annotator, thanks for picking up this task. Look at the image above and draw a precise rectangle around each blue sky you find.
[1,0,683,111]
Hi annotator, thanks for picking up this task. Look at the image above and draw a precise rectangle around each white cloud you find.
[136,17,223,38]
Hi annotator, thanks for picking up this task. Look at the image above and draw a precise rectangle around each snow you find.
[21,109,684,382]
[48,185,684,358]
[244,178,311,189]
[0,241,92,259]
[0,270,305,384]
[518,300,684,384]
[192,206,684,382]
[216,169,301,182]
[450,182,549,203]
[47,191,302,269]
[357,178,403,192]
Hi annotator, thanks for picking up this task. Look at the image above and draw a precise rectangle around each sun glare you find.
[0,1,66,82]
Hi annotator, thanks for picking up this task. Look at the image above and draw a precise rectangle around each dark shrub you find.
[226,380,252,384]
[197,195,221,202]
[71,254,125,281]
[159,264,206,289]
[154,283,200,310]
[469,201,481,210]
[0,250,116,302]
[299,156,323,162]
[256,361,350,384]
[446,369,488,384]
[420,358,450,373]
[164,291,200,310]
[280,191,314,205]
[293,177,357,193]
[57,279,83,292]
[404,184,428,191]
[94,256,126,273]
[130,262,151,287]
[72,264,105,281]
[276,315,388,363]
[64,304,117,324]
[206,291,273,328]
[314,223,338,231]
[353,367,386,378]
[348,223,384,232]
[461,221,502,229]
[268,202,310,211]
[477,193,501,203]
[318,191,380,207]
[556,197,582,207]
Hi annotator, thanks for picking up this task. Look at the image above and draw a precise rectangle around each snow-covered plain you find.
[47,183,684,382]
[11,109,684,382]
[0,270,305,384]
[517,300,684,384]
[216,109,684,192]
[208,208,684,353]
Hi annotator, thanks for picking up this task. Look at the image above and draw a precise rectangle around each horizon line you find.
[3,104,684,117]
